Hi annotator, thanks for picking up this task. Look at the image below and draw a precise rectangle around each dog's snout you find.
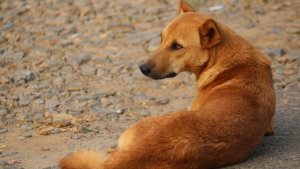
[139,64,152,75]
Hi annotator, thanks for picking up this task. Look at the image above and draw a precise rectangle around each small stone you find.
[67,57,90,66]
[0,85,9,91]
[68,107,83,115]
[0,129,8,133]
[81,65,97,75]
[15,113,32,122]
[133,94,149,101]
[264,48,285,57]
[42,146,50,151]
[0,161,8,166]
[0,109,8,117]
[38,126,55,135]
[0,144,6,149]
[24,133,32,138]
[0,77,12,84]
[256,8,266,14]
[18,97,31,107]
[157,96,169,105]
[82,133,92,139]
[107,114,119,120]
[112,134,119,139]
[51,128,60,134]
[13,71,35,83]
[71,135,81,140]
[41,156,47,159]
[52,118,70,127]
[65,82,84,91]
[0,135,5,140]
[245,23,255,29]
[73,95,97,101]
[45,99,60,109]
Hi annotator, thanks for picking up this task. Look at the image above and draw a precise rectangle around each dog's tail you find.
[59,150,106,169]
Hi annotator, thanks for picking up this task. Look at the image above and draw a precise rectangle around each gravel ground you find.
[0,0,299,168]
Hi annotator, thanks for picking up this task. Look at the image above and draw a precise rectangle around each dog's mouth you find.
[151,72,177,80]
[165,72,177,78]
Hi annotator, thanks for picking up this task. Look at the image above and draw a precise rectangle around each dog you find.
[59,0,276,168]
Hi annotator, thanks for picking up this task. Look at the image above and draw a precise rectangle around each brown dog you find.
[59,0,276,168]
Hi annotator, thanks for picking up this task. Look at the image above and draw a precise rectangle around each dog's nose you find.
[139,64,151,75]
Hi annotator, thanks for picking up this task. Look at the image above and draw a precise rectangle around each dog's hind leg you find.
[265,117,274,136]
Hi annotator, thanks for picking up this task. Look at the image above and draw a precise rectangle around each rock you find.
[42,146,50,151]
[0,129,8,133]
[0,144,6,149]
[245,23,255,29]
[13,71,35,83]
[52,118,70,127]
[0,161,8,166]
[133,94,150,101]
[82,133,92,139]
[144,7,162,15]
[81,65,97,75]
[15,113,32,122]
[71,135,81,140]
[73,95,97,102]
[0,85,9,91]
[51,128,60,134]
[45,99,60,109]
[18,97,31,107]
[0,109,8,117]
[264,48,285,57]
[0,135,5,140]
[68,107,83,115]
[256,8,266,14]
[65,82,84,91]
[0,117,7,126]
[24,133,32,138]
[156,96,169,105]
[0,77,12,84]
[33,113,45,125]
[107,114,119,120]
[112,134,119,139]
[38,126,55,135]
[67,57,90,66]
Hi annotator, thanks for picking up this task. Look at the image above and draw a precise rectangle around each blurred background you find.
[0,0,299,168]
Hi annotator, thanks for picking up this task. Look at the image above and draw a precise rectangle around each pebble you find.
[0,109,8,117]
[0,136,5,140]
[15,113,32,122]
[256,8,266,14]
[133,94,150,101]
[13,71,35,83]
[52,118,70,128]
[18,97,31,107]
[51,128,60,134]
[264,48,286,57]
[24,133,33,138]
[45,99,61,109]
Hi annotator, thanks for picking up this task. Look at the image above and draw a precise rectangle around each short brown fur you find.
[59,0,276,168]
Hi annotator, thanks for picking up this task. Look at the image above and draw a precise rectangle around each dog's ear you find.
[178,0,195,15]
[199,19,221,48]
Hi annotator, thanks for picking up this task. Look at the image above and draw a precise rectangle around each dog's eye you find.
[171,42,183,50]
[176,44,182,49]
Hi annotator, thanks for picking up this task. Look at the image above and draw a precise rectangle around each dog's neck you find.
[195,24,253,89]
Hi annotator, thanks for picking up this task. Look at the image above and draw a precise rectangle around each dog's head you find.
[140,0,221,80]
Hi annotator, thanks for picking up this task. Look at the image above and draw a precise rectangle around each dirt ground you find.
[0,0,299,168]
